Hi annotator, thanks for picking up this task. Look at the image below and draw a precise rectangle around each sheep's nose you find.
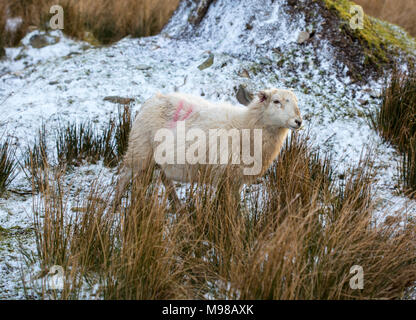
[295,119,302,127]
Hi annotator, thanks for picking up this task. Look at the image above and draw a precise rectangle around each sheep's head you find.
[256,88,302,130]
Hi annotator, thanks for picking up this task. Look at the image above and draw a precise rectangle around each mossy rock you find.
[323,0,416,67]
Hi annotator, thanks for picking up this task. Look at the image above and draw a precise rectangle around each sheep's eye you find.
[273,100,281,105]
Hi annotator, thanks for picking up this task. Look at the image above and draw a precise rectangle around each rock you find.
[362,88,381,98]
[238,69,250,78]
[236,85,253,106]
[357,99,368,106]
[11,71,23,77]
[65,52,81,59]
[27,25,38,32]
[259,57,272,65]
[136,64,151,70]
[29,34,49,49]
[245,23,253,30]
[104,96,135,105]
[370,90,382,98]
[273,47,282,54]
[81,44,91,51]
[198,54,214,70]
[297,31,310,44]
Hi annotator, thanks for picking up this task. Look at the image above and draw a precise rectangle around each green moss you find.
[322,0,416,65]
[249,64,262,76]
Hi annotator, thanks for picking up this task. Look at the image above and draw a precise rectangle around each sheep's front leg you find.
[113,168,133,210]
[233,183,244,210]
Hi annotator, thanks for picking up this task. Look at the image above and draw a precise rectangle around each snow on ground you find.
[0,0,415,299]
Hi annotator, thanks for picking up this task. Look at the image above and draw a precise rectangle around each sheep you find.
[115,88,302,207]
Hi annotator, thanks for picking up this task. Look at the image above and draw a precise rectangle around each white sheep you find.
[116,88,302,206]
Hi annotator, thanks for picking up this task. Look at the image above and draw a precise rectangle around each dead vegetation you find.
[0,0,180,46]
[0,137,18,196]
[22,132,416,299]
[23,106,132,193]
[372,69,416,194]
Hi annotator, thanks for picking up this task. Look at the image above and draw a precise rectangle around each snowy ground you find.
[0,0,415,299]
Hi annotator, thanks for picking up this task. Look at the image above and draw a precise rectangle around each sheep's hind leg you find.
[160,170,183,211]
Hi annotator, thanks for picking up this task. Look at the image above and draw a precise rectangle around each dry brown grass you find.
[355,0,416,37]
[0,137,18,196]
[22,132,416,300]
[372,69,416,194]
[0,0,180,46]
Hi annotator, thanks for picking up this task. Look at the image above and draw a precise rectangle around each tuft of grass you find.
[23,132,416,299]
[374,70,416,150]
[0,138,18,196]
[23,124,49,192]
[54,106,132,169]
[56,122,101,167]
[28,160,194,299]
[0,1,6,56]
[372,69,416,192]
[24,124,48,171]
[100,105,133,168]
[114,105,132,164]
[402,141,416,194]
[22,107,132,195]
[20,107,133,197]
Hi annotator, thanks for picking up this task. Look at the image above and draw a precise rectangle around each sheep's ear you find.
[257,90,270,104]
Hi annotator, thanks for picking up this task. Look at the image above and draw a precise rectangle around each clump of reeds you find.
[0,137,18,196]
[23,124,49,192]
[372,69,416,193]
[23,131,416,300]
[1,0,180,46]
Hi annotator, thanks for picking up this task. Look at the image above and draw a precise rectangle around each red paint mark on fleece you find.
[182,106,193,120]
[172,101,184,124]
[170,101,193,128]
